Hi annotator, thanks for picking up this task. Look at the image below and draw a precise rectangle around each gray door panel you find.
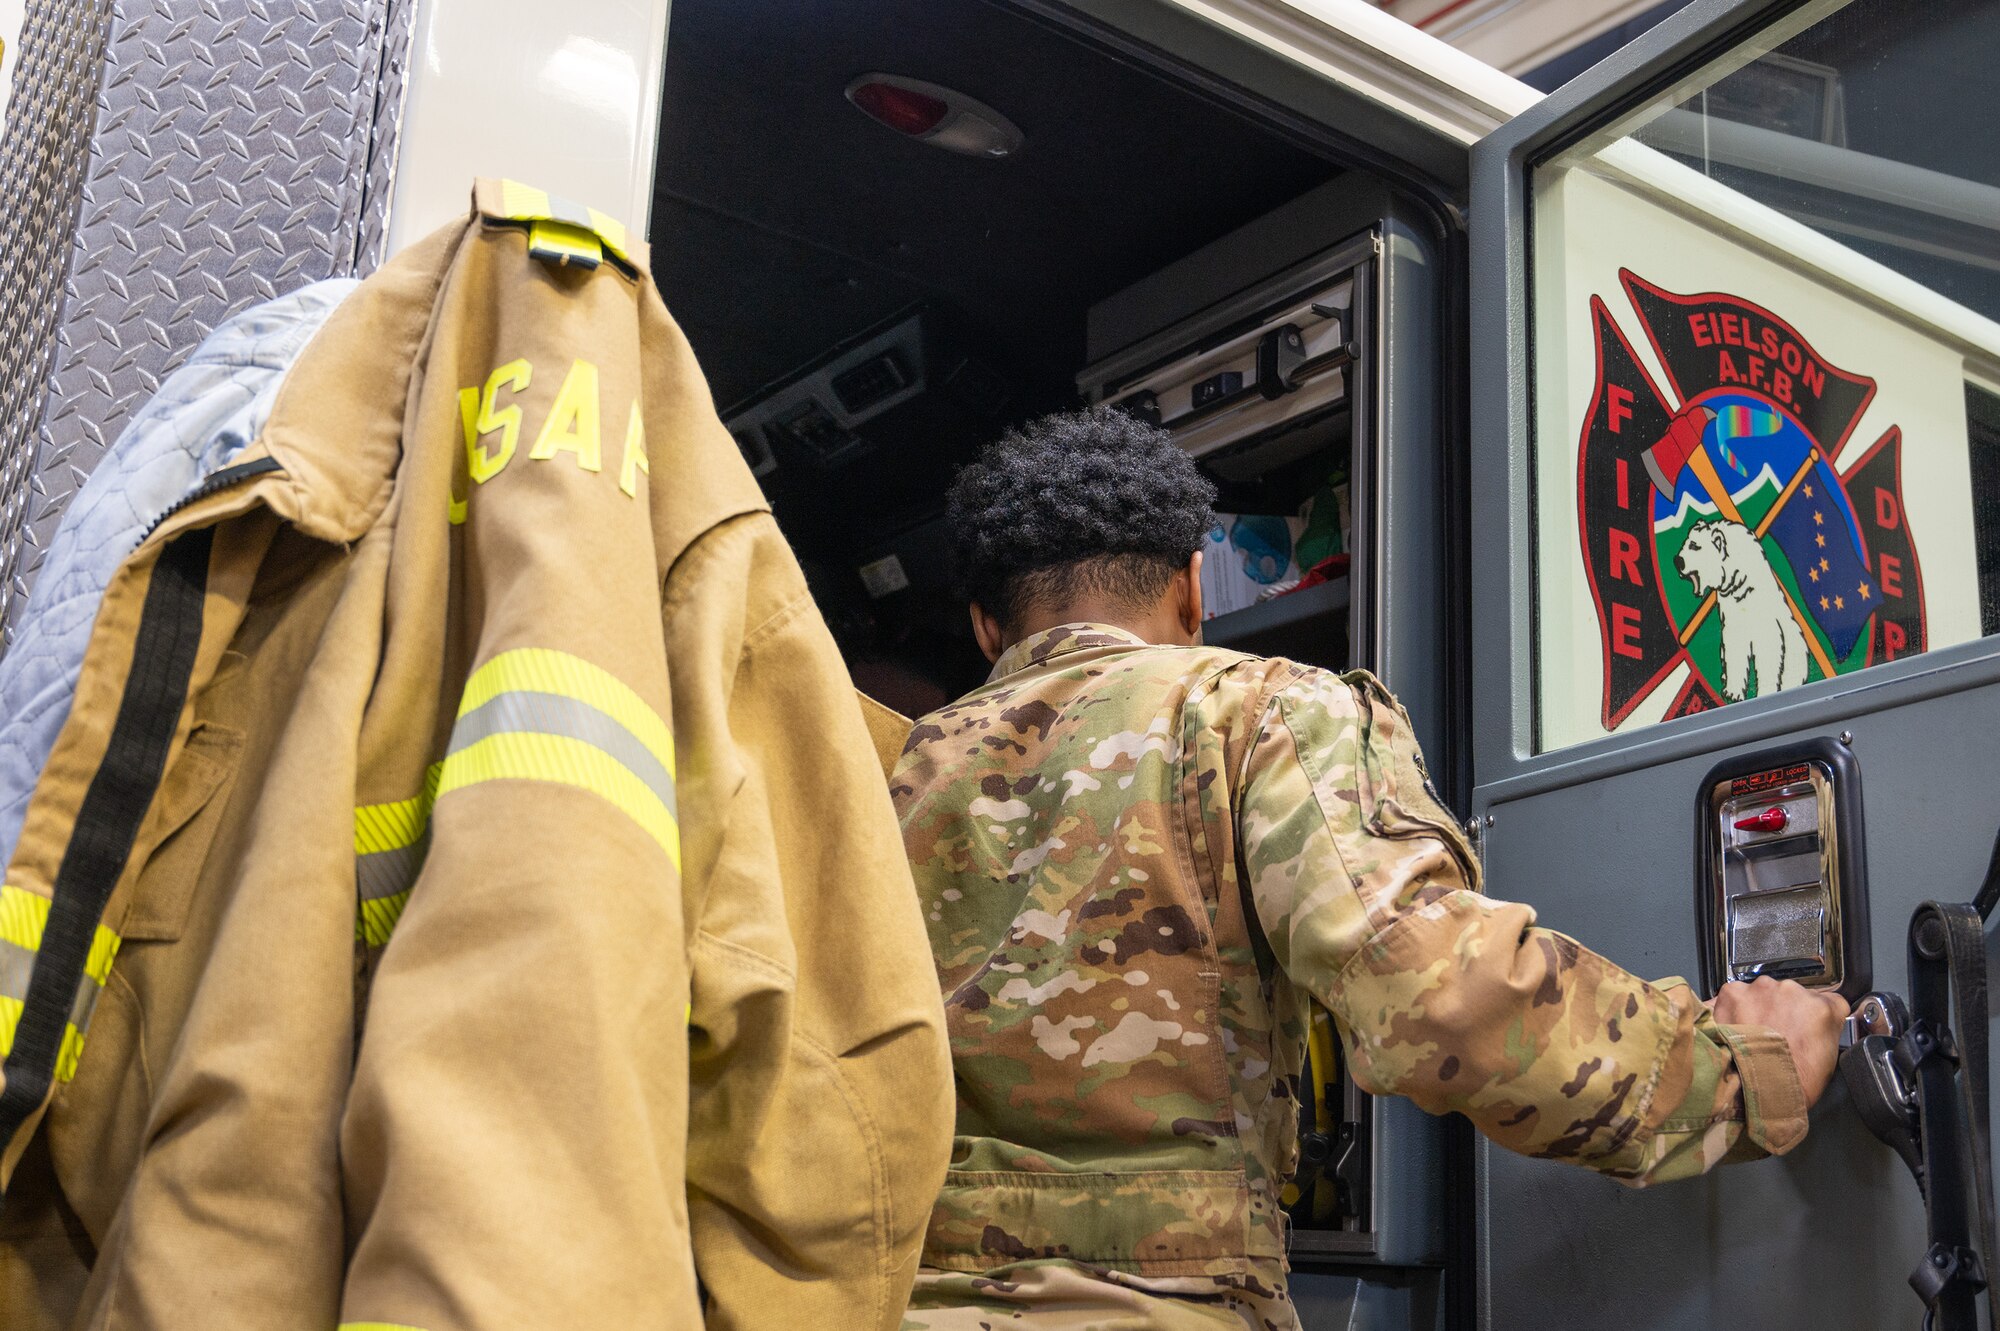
[1469,0,2000,1323]
[1477,675,2000,1328]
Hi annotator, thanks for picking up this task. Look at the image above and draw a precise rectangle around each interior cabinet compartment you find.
[1081,215,1374,676]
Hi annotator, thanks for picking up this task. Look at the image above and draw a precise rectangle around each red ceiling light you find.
[844,74,1024,159]
[849,80,949,137]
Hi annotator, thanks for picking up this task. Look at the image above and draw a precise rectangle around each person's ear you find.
[1179,549,1204,642]
[970,602,1006,663]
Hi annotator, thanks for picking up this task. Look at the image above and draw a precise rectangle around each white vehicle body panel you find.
[385,0,673,257]
[1162,0,1539,138]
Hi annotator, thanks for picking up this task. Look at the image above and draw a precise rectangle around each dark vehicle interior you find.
[650,0,1364,716]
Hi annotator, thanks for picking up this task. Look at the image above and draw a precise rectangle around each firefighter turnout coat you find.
[0,181,953,1330]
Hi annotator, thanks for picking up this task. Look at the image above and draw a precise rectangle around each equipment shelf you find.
[1204,575,1350,653]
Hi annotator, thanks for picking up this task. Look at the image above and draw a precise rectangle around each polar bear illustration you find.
[1674,519,1808,702]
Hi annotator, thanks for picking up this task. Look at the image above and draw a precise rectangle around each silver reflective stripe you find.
[357,837,428,903]
[1,923,112,1059]
[0,939,32,1002]
[69,976,101,1032]
[448,691,679,821]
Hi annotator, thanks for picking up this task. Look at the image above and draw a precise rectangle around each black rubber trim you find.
[0,528,213,1156]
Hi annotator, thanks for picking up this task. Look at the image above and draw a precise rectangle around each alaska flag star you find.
[1769,456,1873,658]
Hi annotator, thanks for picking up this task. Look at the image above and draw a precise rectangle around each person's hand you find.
[1713,976,1850,1108]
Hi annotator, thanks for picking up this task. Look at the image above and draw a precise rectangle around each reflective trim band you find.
[358,891,410,950]
[498,177,552,220]
[0,886,120,987]
[349,650,679,950]
[459,649,675,781]
[357,840,427,903]
[439,731,680,869]
[0,886,48,953]
[585,206,628,256]
[354,765,440,950]
[528,220,602,270]
[0,886,121,1083]
[353,764,443,856]
[0,1001,91,1085]
[451,692,676,823]
[53,1023,87,1084]
[484,177,636,274]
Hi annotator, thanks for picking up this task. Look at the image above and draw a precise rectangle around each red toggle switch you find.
[1733,806,1789,833]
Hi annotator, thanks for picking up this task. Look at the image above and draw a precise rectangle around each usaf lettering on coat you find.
[448,357,650,522]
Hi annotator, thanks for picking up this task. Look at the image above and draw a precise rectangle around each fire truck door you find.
[1467,0,2000,1327]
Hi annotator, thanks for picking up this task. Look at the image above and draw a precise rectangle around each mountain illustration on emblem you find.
[1575,270,1926,729]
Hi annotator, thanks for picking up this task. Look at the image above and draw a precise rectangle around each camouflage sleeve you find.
[1237,667,1809,1185]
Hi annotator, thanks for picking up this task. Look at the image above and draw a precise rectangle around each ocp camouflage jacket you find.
[0,181,952,1331]
[892,624,1805,1298]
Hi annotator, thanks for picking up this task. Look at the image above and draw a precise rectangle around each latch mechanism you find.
[1694,737,1870,1001]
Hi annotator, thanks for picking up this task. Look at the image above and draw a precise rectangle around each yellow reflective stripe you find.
[353,763,444,855]
[486,178,634,270]
[350,652,677,952]
[0,884,48,952]
[83,927,121,987]
[353,766,441,950]
[585,205,628,255]
[498,177,550,220]
[353,793,427,855]
[459,649,675,780]
[528,220,602,269]
[53,1024,87,1083]
[1,885,121,984]
[357,890,409,950]
[439,731,680,869]
[0,995,98,1085]
[0,885,121,1081]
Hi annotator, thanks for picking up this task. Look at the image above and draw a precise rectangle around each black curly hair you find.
[947,405,1217,631]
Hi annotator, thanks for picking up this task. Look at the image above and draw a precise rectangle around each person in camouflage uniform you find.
[893,407,1848,1329]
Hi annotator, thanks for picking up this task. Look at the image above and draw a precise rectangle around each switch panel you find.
[1695,738,1870,1000]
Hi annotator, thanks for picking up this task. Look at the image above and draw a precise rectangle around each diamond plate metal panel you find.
[3,0,410,636]
[355,0,414,275]
[0,0,117,634]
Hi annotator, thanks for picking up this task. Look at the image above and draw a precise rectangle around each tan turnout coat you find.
[0,181,952,1330]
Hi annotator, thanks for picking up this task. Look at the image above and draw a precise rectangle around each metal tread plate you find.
[0,0,413,635]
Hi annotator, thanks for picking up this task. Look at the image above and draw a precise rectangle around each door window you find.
[1527,0,2000,751]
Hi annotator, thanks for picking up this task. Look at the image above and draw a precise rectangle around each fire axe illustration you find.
[1642,404,1836,679]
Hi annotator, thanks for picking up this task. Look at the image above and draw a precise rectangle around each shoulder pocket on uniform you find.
[1344,673,1482,892]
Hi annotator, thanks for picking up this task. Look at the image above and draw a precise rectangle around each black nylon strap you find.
[1904,901,1999,1331]
[1972,824,2000,925]
[0,529,213,1163]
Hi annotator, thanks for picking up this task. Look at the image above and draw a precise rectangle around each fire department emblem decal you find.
[1579,270,1927,728]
